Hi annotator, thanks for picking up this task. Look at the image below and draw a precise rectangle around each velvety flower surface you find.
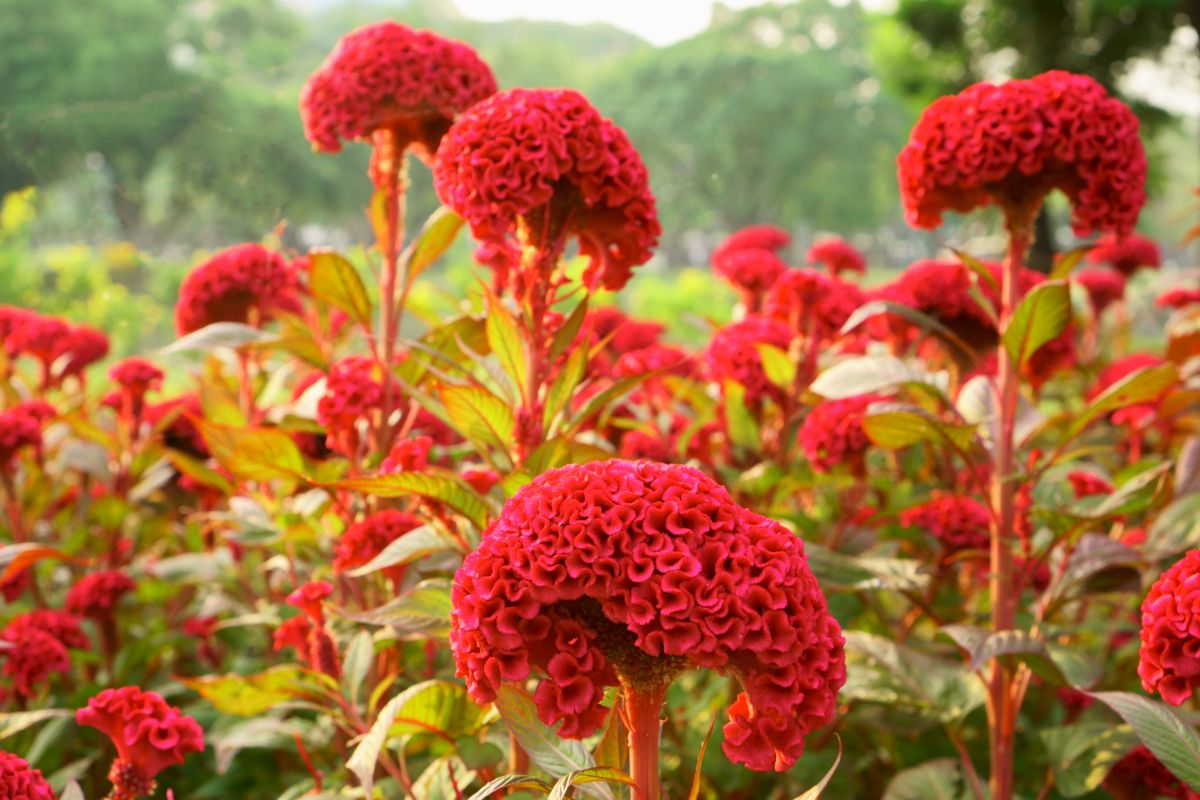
[301,21,497,157]
[880,259,997,348]
[1139,549,1200,705]
[763,268,865,342]
[798,394,885,474]
[1087,232,1161,276]
[317,355,387,452]
[703,316,794,405]
[0,628,69,697]
[66,570,136,617]
[451,459,845,772]
[897,71,1146,234]
[433,88,660,294]
[76,686,204,793]
[0,751,55,800]
[334,509,424,585]
[4,313,69,364]
[1073,267,1126,315]
[3,610,90,650]
[807,237,865,276]
[380,435,433,474]
[175,243,300,335]
[52,324,109,382]
[900,493,990,553]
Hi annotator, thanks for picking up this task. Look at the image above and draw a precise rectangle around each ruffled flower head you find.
[145,395,209,458]
[53,324,108,380]
[881,259,998,351]
[1139,549,1200,705]
[334,509,424,586]
[0,752,55,800]
[4,610,90,651]
[713,249,788,305]
[0,404,44,465]
[1067,470,1112,499]
[1073,267,1126,315]
[301,21,496,161]
[797,394,885,474]
[0,628,69,697]
[807,237,865,276]
[66,570,136,618]
[380,435,433,474]
[763,268,865,343]
[1087,232,1161,276]
[317,355,390,456]
[286,581,333,623]
[175,243,300,335]
[109,358,164,398]
[898,71,1146,233]
[4,312,69,365]
[703,316,793,406]
[76,687,204,799]
[900,494,990,554]
[711,225,791,265]
[1157,287,1200,310]
[434,88,660,296]
[451,460,845,772]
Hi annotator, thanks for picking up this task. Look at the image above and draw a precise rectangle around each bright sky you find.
[453,0,894,46]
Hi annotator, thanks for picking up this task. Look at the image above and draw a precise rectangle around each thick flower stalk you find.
[451,460,845,797]
[76,687,205,800]
[1139,549,1200,706]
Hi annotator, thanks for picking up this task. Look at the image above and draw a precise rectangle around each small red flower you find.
[1103,745,1200,800]
[807,237,866,276]
[704,316,794,405]
[763,268,866,343]
[1087,232,1161,276]
[110,358,164,398]
[434,88,660,296]
[4,610,90,650]
[76,686,205,798]
[0,405,44,465]
[713,248,788,304]
[380,435,433,474]
[52,324,109,383]
[1088,354,1168,427]
[286,581,333,623]
[1073,267,1126,315]
[272,616,312,656]
[175,243,300,335]
[797,394,886,474]
[900,493,991,554]
[4,312,69,365]
[0,568,31,603]
[334,509,424,586]
[1157,287,1200,309]
[66,570,136,618]
[145,395,210,458]
[0,751,55,800]
[462,467,500,495]
[1067,470,1113,499]
[317,356,389,456]
[898,71,1146,234]
[711,225,791,265]
[301,21,497,160]
[451,460,845,772]
[1139,549,1200,706]
[0,628,69,697]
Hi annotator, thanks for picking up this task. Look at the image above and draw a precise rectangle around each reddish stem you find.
[625,683,666,800]
[372,127,407,450]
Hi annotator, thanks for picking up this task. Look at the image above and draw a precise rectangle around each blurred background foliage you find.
[0,0,1197,352]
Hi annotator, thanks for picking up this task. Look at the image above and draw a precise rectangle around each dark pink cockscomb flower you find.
[901,493,991,553]
[109,358,164,398]
[1139,549,1200,706]
[713,249,788,308]
[272,616,312,656]
[1087,232,1161,276]
[0,405,44,465]
[880,259,997,351]
[1073,268,1126,315]
[763,268,865,343]
[285,581,333,623]
[711,225,791,265]
[301,21,496,161]
[4,610,90,651]
[379,435,433,474]
[1157,287,1200,310]
[807,237,865,276]
[434,88,660,297]
[704,316,794,406]
[77,687,204,799]
[1103,745,1200,800]
[4,312,69,366]
[175,243,300,335]
[1067,471,1113,499]
[898,71,1146,234]
[51,324,108,383]
[145,395,210,458]
[451,460,845,772]
[0,752,55,800]
[66,570,136,618]
[0,628,69,697]
[797,394,885,475]
[462,467,500,495]
[334,509,424,586]
[317,355,390,456]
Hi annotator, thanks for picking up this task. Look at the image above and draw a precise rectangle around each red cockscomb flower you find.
[1139,549,1200,706]
[0,569,31,603]
[462,467,500,495]
[1087,232,1161,276]
[4,313,69,365]
[4,610,90,651]
[434,88,660,296]
[807,237,865,276]
[286,581,333,623]
[704,316,794,406]
[901,493,991,553]
[1073,267,1126,315]
[380,435,433,474]
[1157,287,1200,309]
[881,259,997,350]
[52,324,108,382]
[272,616,312,656]
[109,358,164,398]
[66,570,136,618]
[334,509,424,586]
[798,394,886,475]
[175,243,300,335]
[0,628,69,697]
[451,460,845,772]
[763,268,865,343]
[713,249,788,308]
[1067,470,1113,499]
[0,752,55,800]
[301,21,496,161]
[711,225,791,265]
[0,405,43,465]
[898,71,1146,234]
[317,355,389,456]
[1103,745,1200,800]
[76,687,204,799]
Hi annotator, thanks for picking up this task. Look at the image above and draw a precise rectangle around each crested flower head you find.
[881,259,997,349]
[317,355,390,455]
[145,394,209,458]
[301,21,496,159]
[175,243,301,335]
[1067,470,1113,499]
[0,627,69,697]
[1103,745,1200,800]
[712,248,788,301]
[1087,232,1161,276]
[0,752,55,800]
[334,509,424,585]
[286,581,333,623]
[4,610,90,650]
[451,459,845,772]
[109,358,165,398]
[763,268,865,343]
[0,404,44,465]
[711,225,791,265]
[900,493,991,554]
[3,312,69,364]
[76,686,204,797]
[1157,287,1200,310]
[703,315,794,406]
[1139,549,1200,705]
[898,71,1146,233]
[66,570,136,618]
[49,324,109,384]
[1073,267,1126,315]
[797,394,885,474]
[380,435,433,474]
[807,237,865,276]
[434,88,660,296]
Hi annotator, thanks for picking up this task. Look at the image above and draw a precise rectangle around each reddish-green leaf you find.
[440,385,515,453]
[197,421,305,483]
[182,665,330,716]
[1003,280,1071,366]
[403,207,465,288]
[335,470,491,530]
[308,250,372,328]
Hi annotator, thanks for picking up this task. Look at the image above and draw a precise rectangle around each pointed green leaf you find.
[792,737,842,800]
[181,666,329,716]
[308,250,372,327]
[346,526,460,577]
[335,471,491,531]
[1088,691,1200,791]
[1003,280,1071,366]
[440,385,516,453]
[405,207,465,287]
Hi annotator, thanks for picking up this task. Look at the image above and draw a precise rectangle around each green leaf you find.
[1043,534,1141,607]
[1088,691,1200,791]
[791,736,842,800]
[484,290,528,396]
[1003,280,1071,366]
[341,631,375,706]
[1073,462,1170,519]
[182,666,329,716]
[547,298,590,364]
[723,380,760,450]
[338,578,453,638]
[404,207,465,287]
[548,767,636,800]
[804,544,930,592]
[0,709,71,740]
[687,712,719,800]
[494,685,614,800]
[1041,723,1137,798]
[544,345,589,431]
[212,717,302,774]
[467,775,553,800]
[440,385,516,453]
[197,421,305,483]
[347,527,460,577]
[756,343,796,388]
[593,704,627,773]
[1049,245,1093,281]
[1145,493,1200,560]
[564,373,652,436]
[863,403,976,451]
[1066,363,1177,441]
[162,322,272,354]
[882,758,973,800]
[307,250,372,328]
[811,355,948,399]
[335,470,491,531]
[842,633,984,723]
[951,247,999,292]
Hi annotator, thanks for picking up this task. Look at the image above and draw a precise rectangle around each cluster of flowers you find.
[0,305,108,387]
